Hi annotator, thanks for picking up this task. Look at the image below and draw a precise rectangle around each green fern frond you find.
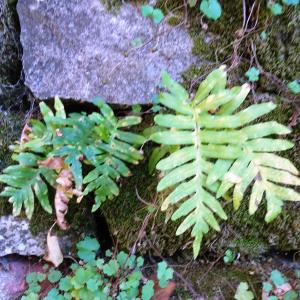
[0,97,145,217]
[150,66,300,258]
[0,157,55,218]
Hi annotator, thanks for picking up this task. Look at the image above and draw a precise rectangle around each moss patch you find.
[0,109,24,214]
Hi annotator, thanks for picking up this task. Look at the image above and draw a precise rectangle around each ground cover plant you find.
[21,237,174,300]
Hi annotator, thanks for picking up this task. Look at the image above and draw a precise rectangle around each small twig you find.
[130,213,152,256]
[197,255,223,285]
[135,186,157,208]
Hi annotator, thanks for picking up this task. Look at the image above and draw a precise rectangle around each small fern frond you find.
[0,157,55,218]
[0,97,145,217]
[151,66,299,257]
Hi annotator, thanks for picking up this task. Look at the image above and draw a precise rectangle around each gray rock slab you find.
[17,0,196,104]
[0,215,72,257]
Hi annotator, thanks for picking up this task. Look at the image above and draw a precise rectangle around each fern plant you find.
[150,66,300,258]
[0,97,145,219]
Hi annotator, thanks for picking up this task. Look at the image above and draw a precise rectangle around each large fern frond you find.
[150,66,300,257]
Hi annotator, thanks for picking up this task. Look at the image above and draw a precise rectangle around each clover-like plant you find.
[150,66,300,257]
[22,237,174,300]
[0,97,145,224]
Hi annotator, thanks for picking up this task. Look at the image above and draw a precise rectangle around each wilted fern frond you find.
[150,66,300,257]
[0,97,145,217]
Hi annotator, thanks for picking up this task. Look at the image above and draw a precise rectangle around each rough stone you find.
[0,215,72,257]
[17,0,196,104]
[0,0,22,107]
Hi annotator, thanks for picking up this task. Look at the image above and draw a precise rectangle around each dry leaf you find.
[56,128,63,136]
[38,157,82,229]
[43,225,63,267]
[274,283,293,297]
[38,156,66,170]
[20,124,32,144]
[150,275,175,300]
[55,168,80,230]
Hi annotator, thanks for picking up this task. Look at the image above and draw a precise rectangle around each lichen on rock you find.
[17,0,196,104]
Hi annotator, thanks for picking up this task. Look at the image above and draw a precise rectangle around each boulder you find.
[17,0,196,104]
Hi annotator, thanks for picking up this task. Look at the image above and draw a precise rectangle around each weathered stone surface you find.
[0,215,72,256]
[17,0,196,104]
[0,0,22,107]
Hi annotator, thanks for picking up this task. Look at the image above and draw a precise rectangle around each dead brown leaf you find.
[43,224,63,267]
[38,156,66,170]
[20,124,32,144]
[38,157,82,230]
[150,275,176,300]
[55,168,82,230]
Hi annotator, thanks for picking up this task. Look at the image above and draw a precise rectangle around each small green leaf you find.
[141,5,154,17]
[157,261,174,288]
[288,80,300,94]
[245,67,260,82]
[270,269,286,286]
[48,269,62,283]
[200,0,222,21]
[188,0,198,7]
[223,249,234,264]
[137,256,144,267]
[87,278,101,292]
[269,3,283,15]
[132,104,142,114]
[131,38,143,47]
[59,276,73,292]
[283,290,298,300]
[234,282,254,300]
[26,272,39,284]
[117,251,129,267]
[103,259,119,276]
[260,31,268,40]
[262,282,273,293]
[96,258,105,269]
[152,9,164,24]
[76,237,100,252]
[142,280,154,300]
[22,293,39,300]
[282,0,299,5]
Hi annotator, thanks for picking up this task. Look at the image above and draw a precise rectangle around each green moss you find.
[256,7,300,84]
[0,109,24,214]
[101,145,187,255]
[177,262,260,299]
[29,194,95,237]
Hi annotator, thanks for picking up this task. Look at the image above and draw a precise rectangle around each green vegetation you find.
[262,269,300,299]
[199,0,222,20]
[21,237,174,300]
[150,66,299,258]
[234,282,254,300]
[141,5,164,24]
[0,97,145,224]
